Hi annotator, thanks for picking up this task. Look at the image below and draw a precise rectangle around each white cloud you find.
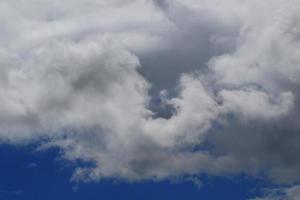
[0,35,150,142]
[219,89,293,120]
[0,0,300,185]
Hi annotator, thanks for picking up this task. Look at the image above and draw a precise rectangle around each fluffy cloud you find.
[0,0,300,185]
[0,36,149,141]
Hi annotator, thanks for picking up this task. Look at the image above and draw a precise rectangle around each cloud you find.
[219,89,293,120]
[0,0,299,186]
[250,185,300,200]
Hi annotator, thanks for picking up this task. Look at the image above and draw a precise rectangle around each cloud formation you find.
[0,0,300,184]
[250,185,300,200]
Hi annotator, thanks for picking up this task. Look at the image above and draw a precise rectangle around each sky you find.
[0,0,300,199]
[0,144,269,200]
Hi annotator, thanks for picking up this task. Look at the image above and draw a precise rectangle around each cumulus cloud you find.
[0,0,300,186]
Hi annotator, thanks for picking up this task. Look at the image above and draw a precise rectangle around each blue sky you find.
[0,144,270,200]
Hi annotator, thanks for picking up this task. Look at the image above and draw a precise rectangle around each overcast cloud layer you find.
[0,0,300,187]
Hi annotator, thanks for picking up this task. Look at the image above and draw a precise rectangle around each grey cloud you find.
[250,185,300,200]
[209,119,300,183]
[152,0,170,11]
[0,0,300,187]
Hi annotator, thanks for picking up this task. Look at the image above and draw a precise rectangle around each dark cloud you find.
[152,0,170,11]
